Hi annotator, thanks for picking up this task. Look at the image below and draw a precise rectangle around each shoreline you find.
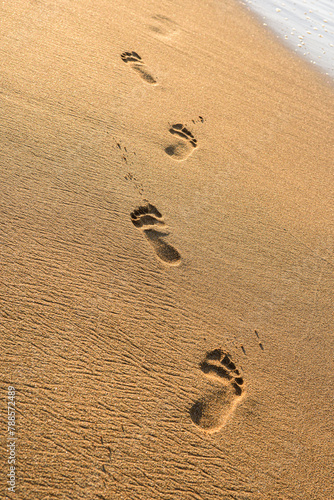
[238,0,334,85]
[241,0,334,80]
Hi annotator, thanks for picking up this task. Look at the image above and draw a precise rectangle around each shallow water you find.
[243,0,334,77]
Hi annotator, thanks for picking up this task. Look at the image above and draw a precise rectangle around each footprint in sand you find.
[131,203,181,266]
[148,14,179,39]
[121,51,157,85]
[165,124,198,161]
[190,349,245,433]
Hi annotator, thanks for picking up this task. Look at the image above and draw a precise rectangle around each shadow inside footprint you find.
[144,229,181,265]
[121,51,157,85]
[190,389,235,432]
[131,204,181,266]
[190,349,245,433]
[165,124,197,161]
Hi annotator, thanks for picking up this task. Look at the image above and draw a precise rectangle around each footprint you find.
[148,14,179,39]
[190,349,245,433]
[120,51,157,85]
[165,124,198,161]
[130,203,181,266]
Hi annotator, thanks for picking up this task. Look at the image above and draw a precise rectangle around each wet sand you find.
[1,0,333,498]
[244,0,334,77]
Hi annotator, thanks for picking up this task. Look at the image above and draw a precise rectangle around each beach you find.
[1,0,333,498]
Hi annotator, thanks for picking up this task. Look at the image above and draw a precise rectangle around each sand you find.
[1,0,333,499]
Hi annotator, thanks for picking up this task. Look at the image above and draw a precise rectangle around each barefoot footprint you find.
[148,14,179,40]
[190,349,245,433]
[131,203,181,266]
[120,51,157,85]
[165,124,198,161]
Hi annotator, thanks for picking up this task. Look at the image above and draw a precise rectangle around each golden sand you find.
[1,0,333,498]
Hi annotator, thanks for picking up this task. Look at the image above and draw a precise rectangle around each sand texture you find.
[1,0,333,499]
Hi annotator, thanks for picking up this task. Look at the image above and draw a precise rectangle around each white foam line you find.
[243,0,334,77]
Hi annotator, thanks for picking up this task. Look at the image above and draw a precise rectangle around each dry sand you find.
[1,0,333,498]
